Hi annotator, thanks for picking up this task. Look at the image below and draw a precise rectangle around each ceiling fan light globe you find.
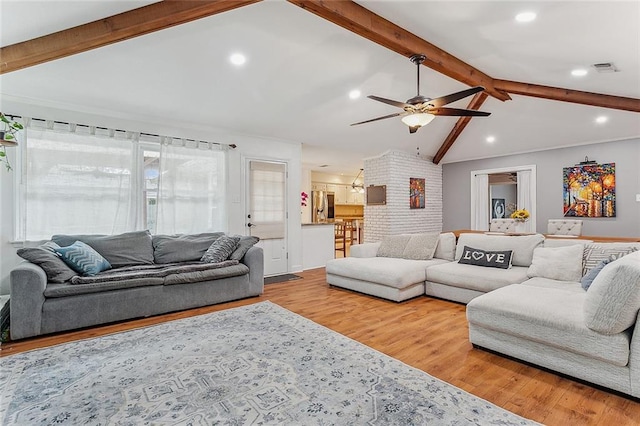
[401,113,434,128]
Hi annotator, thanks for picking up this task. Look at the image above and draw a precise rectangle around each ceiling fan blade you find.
[428,107,491,117]
[427,86,485,108]
[350,112,404,126]
[368,95,413,109]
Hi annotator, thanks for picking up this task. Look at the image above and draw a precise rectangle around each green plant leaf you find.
[12,123,23,129]
[0,115,10,124]
[0,151,5,157]
[4,134,13,140]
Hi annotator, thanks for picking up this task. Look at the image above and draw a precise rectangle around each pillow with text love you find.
[458,246,513,269]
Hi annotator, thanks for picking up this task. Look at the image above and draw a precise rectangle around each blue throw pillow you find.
[54,241,111,276]
[581,258,612,291]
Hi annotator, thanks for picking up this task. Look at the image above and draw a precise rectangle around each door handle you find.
[247,222,255,228]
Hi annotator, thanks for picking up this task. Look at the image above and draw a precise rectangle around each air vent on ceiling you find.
[592,62,618,73]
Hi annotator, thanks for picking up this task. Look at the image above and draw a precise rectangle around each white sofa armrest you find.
[350,242,381,258]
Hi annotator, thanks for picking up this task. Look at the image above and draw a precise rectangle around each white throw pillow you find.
[401,233,440,260]
[434,232,456,261]
[584,251,640,334]
[377,235,411,258]
[527,244,584,282]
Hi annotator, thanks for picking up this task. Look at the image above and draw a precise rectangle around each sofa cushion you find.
[45,277,165,298]
[467,284,631,367]
[52,231,154,268]
[152,232,225,264]
[458,246,513,269]
[584,251,640,334]
[164,263,249,285]
[521,277,584,293]
[527,244,584,282]
[229,236,260,261]
[201,236,241,263]
[17,242,77,283]
[426,262,529,293]
[455,233,544,267]
[54,241,112,276]
[326,257,447,289]
[434,232,456,261]
[582,243,640,275]
[376,235,411,258]
[401,233,440,260]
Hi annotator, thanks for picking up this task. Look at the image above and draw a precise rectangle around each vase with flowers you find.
[510,208,530,233]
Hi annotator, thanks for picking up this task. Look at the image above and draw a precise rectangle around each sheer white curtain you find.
[517,170,533,233]
[19,120,135,240]
[155,139,226,234]
[472,173,490,231]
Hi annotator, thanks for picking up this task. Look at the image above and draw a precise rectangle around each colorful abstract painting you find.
[563,163,615,217]
[410,178,425,209]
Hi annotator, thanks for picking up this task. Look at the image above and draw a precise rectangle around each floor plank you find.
[2,267,639,424]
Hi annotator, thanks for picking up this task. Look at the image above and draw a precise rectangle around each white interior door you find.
[247,160,288,276]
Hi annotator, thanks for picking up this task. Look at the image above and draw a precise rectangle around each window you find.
[248,161,286,240]
[16,120,227,240]
[142,147,160,234]
[156,141,226,234]
[17,125,135,240]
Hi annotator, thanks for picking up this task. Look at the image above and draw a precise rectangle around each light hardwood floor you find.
[2,268,638,424]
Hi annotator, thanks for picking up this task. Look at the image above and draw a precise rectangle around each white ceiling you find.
[1,0,639,174]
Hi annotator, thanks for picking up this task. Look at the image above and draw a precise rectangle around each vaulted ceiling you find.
[1,0,639,174]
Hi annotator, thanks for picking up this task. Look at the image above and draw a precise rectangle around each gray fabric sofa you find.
[10,231,264,340]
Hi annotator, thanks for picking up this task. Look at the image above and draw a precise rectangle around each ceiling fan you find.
[351,54,491,134]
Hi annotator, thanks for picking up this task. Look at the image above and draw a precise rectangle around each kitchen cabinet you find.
[348,190,364,205]
[331,185,347,204]
[311,183,327,191]
[311,182,364,205]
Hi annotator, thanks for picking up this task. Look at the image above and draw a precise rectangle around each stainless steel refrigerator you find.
[311,191,335,222]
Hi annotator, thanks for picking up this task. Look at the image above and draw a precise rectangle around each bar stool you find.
[334,223,347,257]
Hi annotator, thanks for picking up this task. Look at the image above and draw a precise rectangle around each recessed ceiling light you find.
[349,89,361,100]
[486,136,496,143]
[229,53,246,66]
[595,116,608,124]
[571,68,588,77]
[515,11,536,23]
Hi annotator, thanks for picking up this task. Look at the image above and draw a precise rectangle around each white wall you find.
[364,150,443,242]
[0,100,303,293]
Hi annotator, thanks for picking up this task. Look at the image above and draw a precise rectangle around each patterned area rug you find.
[0,302,538,425]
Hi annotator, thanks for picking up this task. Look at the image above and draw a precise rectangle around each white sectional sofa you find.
[326,231,640,397]
[467,245,640,398]
[326,232,546,304]
[325,233,456,302]
[425,233,544,303]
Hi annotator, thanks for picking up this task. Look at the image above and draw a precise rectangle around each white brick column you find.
[363,150,443,242]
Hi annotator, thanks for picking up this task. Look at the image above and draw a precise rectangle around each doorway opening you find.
[471,165,537,232]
